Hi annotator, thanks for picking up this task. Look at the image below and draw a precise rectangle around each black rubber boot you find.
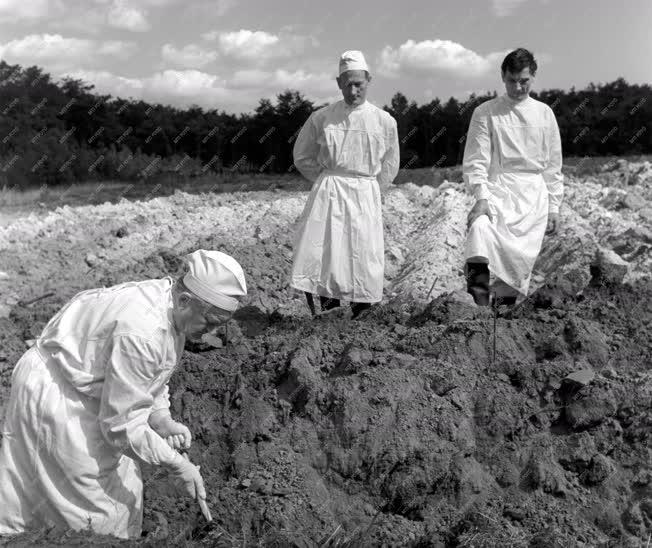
[494,295,517,307]
[351,302,371,319]
[304,292,316,316]
[465,262,490,306]
[319,296,341,311]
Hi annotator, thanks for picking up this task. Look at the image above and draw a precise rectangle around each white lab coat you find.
[291,100,400,303]
[0,279,184,539]
[464,94,564,295]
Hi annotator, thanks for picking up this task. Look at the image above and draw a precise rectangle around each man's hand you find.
[167,453,206,501]
[379,182,391,205]
[467,199,493,229]
[546,212,559,235]
[149,413,192,450]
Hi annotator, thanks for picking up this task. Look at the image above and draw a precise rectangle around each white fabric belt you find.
[496,169,543,175]
[321,170,376,180]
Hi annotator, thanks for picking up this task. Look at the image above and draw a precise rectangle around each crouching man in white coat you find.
[0,250,247,539]
[463,48,564,306]
[291,50,400,318]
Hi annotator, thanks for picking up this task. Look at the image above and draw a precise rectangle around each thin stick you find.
[426,277,439,300]
[319,523,342,547]
[492,291,497,367]
[197,497,212,522]
[181,452,212,522]
[20,291,54,306]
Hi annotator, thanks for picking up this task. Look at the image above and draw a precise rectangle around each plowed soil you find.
[0,160,650,547]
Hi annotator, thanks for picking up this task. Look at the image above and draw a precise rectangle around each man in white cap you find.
[463,47,563,307]
[0,250,247,539]
[291,49,400,318]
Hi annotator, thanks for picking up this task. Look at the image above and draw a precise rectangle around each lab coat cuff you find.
[163,450,187,470]
[473,186,491,202]
[150,407,172,419]
[548,204,560,214]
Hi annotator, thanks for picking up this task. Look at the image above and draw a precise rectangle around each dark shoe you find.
[319,296,341,311]
[351,302,372,319]
[470,287,490,306]
[465,262,490,306]
[493,295,517,307]
[304,292,316,316]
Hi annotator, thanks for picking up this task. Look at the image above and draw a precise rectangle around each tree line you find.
[1,59,650,188]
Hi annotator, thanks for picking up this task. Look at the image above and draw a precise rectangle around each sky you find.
[0,0,650,114]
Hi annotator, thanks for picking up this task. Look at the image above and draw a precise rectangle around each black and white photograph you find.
[0,0,650,545]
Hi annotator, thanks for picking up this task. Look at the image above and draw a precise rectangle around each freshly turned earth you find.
[0,159,650,547]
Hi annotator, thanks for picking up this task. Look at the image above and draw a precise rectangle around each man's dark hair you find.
[501,48,538,76]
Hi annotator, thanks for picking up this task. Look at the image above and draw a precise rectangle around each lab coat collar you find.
[502,93,532,106]
[164,278,182,336]
[342,99,368,111]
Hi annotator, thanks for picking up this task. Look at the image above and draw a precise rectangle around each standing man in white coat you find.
[463,48,564,306]
[0,250,247,539]
[291,50,400,318]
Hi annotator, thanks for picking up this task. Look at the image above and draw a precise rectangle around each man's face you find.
[502,67,534,101]
[337,70,371,106]
[178,296,233,342]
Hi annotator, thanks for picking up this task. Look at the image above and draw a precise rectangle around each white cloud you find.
[378,39,507,79]
[202,29,316,63]
[161,43,218,69]
[47,8,106,33]
[63,69,144,97]
[215,30,279,57]
[230,68,333,95]
[0,0,62,22]
[56,66,336,112]
[107,0,150,32]
[186,0,234,20]
[46,0,184,33]
[65,68,237,108]
[137,0,182,5]
[491,0,528,17]
[96,40,138,58]
[210,0,234,16]
[63,68,228,103]
[0,34,137,69]
[146,69,226,96]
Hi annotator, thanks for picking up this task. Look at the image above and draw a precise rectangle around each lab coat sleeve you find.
[99,335,179,466]
[150,383,172,419]
[463,107,492,202]
[543,109,564,214]
[293,113,322,183]
[378,116,400,188]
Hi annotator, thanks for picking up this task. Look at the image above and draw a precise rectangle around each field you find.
[0,158,651,547]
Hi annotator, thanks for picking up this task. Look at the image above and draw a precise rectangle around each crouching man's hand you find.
[546,212,559,235]
[467,199,493,229]
[379,182,391,205]
[149,411,191,450]
[166,453,206,501]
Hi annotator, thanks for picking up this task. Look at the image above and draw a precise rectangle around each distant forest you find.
[1,59,651,188]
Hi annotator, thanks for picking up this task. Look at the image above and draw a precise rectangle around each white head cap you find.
[183,250,247,312]
[338,50,369,76]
